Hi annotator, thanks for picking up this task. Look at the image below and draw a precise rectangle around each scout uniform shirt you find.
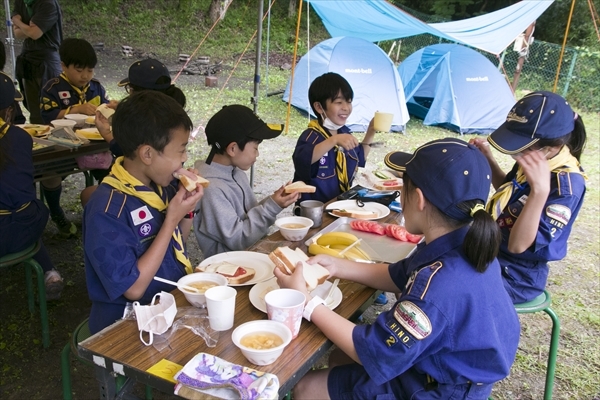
[292,124,365,203]
[40,73,109,123]
[83,182,187,334]
[496,162,586,303]
[352,226,520,398]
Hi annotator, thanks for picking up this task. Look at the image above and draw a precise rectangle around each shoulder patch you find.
[104,189,127,218]
[405,261,443,299]
[546,204,571,226]
[42,77,61,91]
[393,301,432,340]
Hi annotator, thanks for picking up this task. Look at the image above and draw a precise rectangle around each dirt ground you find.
[1,47,599,400]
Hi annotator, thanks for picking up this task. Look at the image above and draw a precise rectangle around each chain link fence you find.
[382,3,600,112]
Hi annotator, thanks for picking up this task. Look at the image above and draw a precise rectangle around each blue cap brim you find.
[488,122,539,155]
[384,151,412,172]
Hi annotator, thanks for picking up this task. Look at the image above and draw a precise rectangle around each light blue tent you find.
[398,44,515,134]
[283,37,409,132]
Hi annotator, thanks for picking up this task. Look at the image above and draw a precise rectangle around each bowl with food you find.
[231,320,292,365]
[275,216,313,242]
[50,119,77,130]
[64,113,88,127]
[177,272,228,307]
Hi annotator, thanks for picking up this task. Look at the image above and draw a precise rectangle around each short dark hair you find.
[59,38,97,69]
[129,79,187,108]
[308,72,353,118]
[211,136,262,157]
[112,91,193,159]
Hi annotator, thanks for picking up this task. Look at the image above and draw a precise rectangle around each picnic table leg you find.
[94,366,117,400]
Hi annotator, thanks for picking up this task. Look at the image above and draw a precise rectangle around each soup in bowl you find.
[275,216,313,242]
[177,272,228,307]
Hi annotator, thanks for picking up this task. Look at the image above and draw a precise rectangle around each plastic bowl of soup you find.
[231,320,292,365]
[177,272,228,307]
[275,216,313,242]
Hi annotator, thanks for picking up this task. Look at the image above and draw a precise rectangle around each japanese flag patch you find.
[393,301,432,340]
[130,206,153,226]
[546,204,571,226]
[58,91,71,99]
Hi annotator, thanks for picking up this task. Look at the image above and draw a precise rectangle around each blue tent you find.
[283,36,409,132]
[398,44,515,134]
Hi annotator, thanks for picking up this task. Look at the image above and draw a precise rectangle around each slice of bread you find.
[284,181,316,194]
[97,104,115,123]
[268,246,329,291]
[173,169,209,191]
[373,179,402,191]
[195,261,256,284]
[331,209,379,219]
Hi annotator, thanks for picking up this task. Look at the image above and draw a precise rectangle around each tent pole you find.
[250,0,264,187]
[4,0,17,80]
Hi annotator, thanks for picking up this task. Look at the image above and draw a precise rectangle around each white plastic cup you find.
[205,286,237,331]
[265,289,306,339]
[373,112,394,132]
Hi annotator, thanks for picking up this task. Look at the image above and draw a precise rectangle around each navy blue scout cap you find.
[0,72,23,110]
[118,58,171,90]
[205,105,283,164]
[488,91,575,154]
[384,138,492,221]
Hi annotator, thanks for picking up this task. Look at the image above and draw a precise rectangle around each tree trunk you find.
[288,0,297,18]
[209,0,233,23]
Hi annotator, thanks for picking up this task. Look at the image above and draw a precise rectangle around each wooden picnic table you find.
[32,140,109,184]
[77,201,402,399]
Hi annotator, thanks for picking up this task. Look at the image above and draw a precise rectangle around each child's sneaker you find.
[374,292,388,305]
[52,214,77,238]
[44,270,64,300]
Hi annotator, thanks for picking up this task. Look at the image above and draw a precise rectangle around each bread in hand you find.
[195,261,255,285]
[268,246,329,291]
[96,104,115,123]
[173,168,209,191]
[284,181,316,194]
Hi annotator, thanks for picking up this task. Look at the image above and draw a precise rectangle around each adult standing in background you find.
[12,0,63,124]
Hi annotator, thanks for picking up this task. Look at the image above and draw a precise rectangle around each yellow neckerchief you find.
[307,120,350,192]
[60,72,90,105]
[486,146,587,220]
[102,157,192,274]
[0,117,9,139]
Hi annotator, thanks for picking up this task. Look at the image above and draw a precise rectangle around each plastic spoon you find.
[153,276,201,293]
[325,279,340,306]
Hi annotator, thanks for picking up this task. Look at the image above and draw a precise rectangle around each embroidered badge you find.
[58,91,71,99]
[62,99,70,106]
[319,156,326,165]
[139,223,152,237]
[130,206,153,226]
[385,319,415,348]
[393,301,432,340]
[518,194,528,204]
[546,204,571,226]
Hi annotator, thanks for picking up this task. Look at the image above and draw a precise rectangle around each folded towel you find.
[174,353,279,400]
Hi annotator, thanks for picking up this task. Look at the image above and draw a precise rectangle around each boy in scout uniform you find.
[83,91,203,334]
[275,138,520,399]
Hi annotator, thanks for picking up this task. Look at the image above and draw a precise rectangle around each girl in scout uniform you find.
[0,72,63,300]
[470,91,587,304]
[275,138,520,399]
[291,72,377,204]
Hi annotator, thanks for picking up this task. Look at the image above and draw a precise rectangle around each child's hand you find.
[334,134,359,151]
[74,103,98,115]
[95,111,112,141]
[107,100,119,109]
[166,185,204,223]
[468,138,494,161]
[515,150,551,196]
[274,262,311,299]
[308,254,339,277]
[271,183,300,208]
